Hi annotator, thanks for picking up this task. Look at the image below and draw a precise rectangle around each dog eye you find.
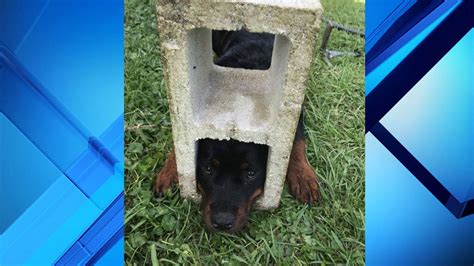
[247,170,256,179]
[204,165,212,174]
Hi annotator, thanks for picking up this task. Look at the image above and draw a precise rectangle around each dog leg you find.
[153,149,178,197]
[286,112,320,204]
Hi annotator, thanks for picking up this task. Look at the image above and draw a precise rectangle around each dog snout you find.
[211,211,235,231]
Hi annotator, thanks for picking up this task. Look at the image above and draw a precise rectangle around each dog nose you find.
[211,212,235,231]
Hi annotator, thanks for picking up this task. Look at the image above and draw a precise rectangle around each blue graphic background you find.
[0,0,124,264]
[366,0,473,264]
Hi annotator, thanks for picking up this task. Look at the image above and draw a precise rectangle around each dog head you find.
[196,138,268,232]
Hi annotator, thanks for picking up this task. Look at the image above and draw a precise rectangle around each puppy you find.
[154,30,320,232]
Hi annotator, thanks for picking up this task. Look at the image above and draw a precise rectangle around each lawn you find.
[124,0,365,264]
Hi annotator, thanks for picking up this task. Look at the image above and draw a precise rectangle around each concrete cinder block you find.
[156,0,322,209]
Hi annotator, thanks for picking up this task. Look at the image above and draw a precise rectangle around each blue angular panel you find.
[366,0,474,263]
[366,133,474,264]
[15,0,124,138]
[366,0,417,52]
[0,0,49,51]
[0,113,61,233]
[366,0,460,95]
[0,48,89,172]
[382,29,474,203]
[0,177,100,264]
[0,0,123,264]
[95,237,124,266]
[55,194,124,265]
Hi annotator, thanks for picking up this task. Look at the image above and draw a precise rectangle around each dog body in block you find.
[154,0,322,215]
[155,29,320,232]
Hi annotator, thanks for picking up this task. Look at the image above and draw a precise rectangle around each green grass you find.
[125,0,365,264]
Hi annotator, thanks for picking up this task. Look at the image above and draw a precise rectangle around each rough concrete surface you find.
[156,0,322,209]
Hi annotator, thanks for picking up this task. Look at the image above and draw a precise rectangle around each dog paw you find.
[286,163,320,204]
[153,151,178,198]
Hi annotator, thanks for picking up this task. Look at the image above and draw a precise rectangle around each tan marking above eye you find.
[240,162,249,170]
[211,159,220,168]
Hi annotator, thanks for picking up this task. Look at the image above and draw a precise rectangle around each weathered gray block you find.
[156,0,322,209]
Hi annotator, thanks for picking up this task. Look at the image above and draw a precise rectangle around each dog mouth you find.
[201,200,251,233]
[199,188,263,233]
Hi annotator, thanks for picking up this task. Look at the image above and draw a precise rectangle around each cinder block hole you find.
[195,138,270,197]
[188,28,290,132]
